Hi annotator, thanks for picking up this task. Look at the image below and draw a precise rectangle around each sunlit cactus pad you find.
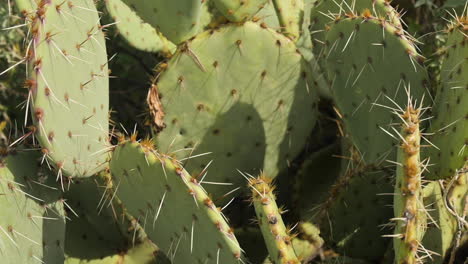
[26,0,110,177]
[0,150,66,263]
[110,140,243,263]
[104,0,175,53]
[153,21,319,196]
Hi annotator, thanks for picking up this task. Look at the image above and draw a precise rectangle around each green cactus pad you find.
[64,174,145,259]
[0,150,66,263]
[272,0,304,40]
[235,227,268,263]
[291,141,342,219]
[105,0,176,54]
[27,0,110,177]
[153,22,319,197]
[65,239,167,264]
[121,0,205,44]
[212,0,268,22]
[448,167,467,216]
[253,1,281,29]
[314,159,394,261]
[426,19,467,180]
[309,0,401,98]
[13,0,35,12]
[324,15,428,164]
[249,176,300,263]
[292,222,324,261]
[110,140,243,263]
[310,0,401,60]
[421,181,457,263]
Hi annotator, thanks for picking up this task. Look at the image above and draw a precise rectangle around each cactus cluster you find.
[0,0,466,263]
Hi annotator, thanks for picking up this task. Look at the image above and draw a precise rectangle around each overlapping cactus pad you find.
[421,182,458,263]
[110,140,242,263]
[121,0,206,44]
[1,0,467,263]
[212,0,268,22]
[0,150,66,263]
[154,22,319,196]
[63,174,148,260]
[26,0,110,177]
[105,0,175,53]
[65,238,164,264]
[426,19,467,180]
[324,11,428,164]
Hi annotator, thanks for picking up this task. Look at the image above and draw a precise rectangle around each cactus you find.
[121,0,206,44]
[109,139,242,263]
[65,239,167,264]
[22,0,110,178]
[421,182,458,263]
[0,150,66,263]
[1,0,467,263]
[212,0,268,22]
[63,173,150,260]
[392,102,426,264]
[104,0,176,54]
[291,141,342,219]
[425,16,467,180]
[323,10,428,164]
[272,0,304,40]
[249,175,300,263]
[152,21,319,197]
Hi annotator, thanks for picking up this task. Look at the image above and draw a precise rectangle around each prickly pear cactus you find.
[421,182,457,264]
[24,0,110,178]
[64,173,148,260]
[249,175,300,263]
[393,103,426,264]
[105,0,176,54]
[323,11,428,164]
[2,0,468,263]
[65,239,166,264]
[0,150,66,263]
[110,139,242,263]
[272,0,304,40]
[121,0,205,44]
[152,22,319,196]
[425,17,467,180]
[212,0,268,22]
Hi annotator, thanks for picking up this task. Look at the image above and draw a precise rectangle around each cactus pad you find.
[426,18,467,180]
[323,13,428,164]
[110,140,242,263]
[105,0,175,54]
[421,182,457,263]
[64,174,144,259]
[212,0,268,22]
[272,0,304,40]
[152,22,318,196]
[121,0,205,44]
[27,0,110,177]
[0,150,66,263]
[65,239,166,264]
[310,0,401,62]
[314,160,394,261]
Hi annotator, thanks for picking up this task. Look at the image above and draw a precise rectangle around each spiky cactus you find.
[0,0,466,263]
